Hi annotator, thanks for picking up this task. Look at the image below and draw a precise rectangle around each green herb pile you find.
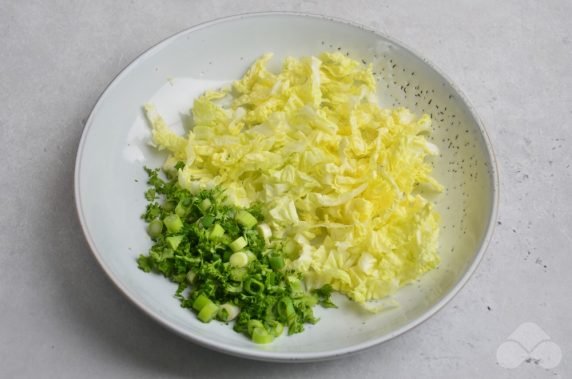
[137,166,335,344]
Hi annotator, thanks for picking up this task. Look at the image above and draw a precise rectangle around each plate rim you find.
[74,11,499,362]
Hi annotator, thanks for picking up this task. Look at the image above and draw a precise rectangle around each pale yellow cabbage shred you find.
[144,52,443,306]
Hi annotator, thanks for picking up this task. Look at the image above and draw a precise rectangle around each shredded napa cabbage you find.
[144,52,443,307]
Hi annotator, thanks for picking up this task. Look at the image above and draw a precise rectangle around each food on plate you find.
[137,52,442,342]
[138,167,335,343]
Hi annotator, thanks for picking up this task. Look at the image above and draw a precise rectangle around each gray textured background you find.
[1,1,570,378]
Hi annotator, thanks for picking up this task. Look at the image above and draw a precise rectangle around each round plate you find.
[75,12,498,362]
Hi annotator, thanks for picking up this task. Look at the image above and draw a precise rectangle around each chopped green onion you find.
[175,201,188,217]
[197,302,219,323]
[244,278,264,295]
[229,252,249,268]
[236,210,258,229]
[268,253,284,270]
[277,297,296,323]
[199,198,212,213]
[245,250,257,262]
[251,327,274,344]
[266,320,284,337]
[164,214,183,233]
[209,223,225,240]
[192,294,212,312]
[161,248,174,260]
[166,235,183,250]
[147,219,163,238]
[218,303,240,322]
[224,283,242,294]
[247,320,265,335]
[229,236,248,252]
[230,268,247,282]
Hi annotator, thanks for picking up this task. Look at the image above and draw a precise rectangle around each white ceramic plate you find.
[75,12,498,362]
